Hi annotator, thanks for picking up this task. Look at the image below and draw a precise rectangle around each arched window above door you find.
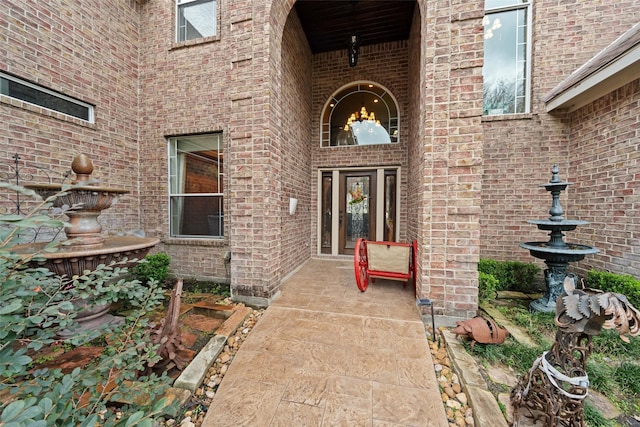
[321,82,399,147]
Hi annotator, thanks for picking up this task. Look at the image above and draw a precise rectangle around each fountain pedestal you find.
[520,165,598,312]
[11,154,159,334]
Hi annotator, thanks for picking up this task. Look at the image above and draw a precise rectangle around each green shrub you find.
[586,270,640,310]
[478,258,540,292]
[0,184,172,426]
[478,271,499,302]
[466,339,543,375]
[131,252,171,285]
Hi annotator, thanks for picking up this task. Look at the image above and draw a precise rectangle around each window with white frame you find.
[168,133,224,238]
[176,0,217,42]
[483,0,531,115]
[321,82,399,147]
[0,72,94,122]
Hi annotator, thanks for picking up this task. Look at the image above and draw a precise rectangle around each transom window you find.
[483,0,532,115]
[176,0,217,42]
[168,133,224,238]
[321,82,399,147]
[0,72,94,122]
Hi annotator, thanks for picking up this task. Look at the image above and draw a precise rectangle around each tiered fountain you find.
[12,154,159,332]
[520,165,599,312]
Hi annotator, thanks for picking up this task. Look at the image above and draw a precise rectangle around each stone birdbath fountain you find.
[520,165,598,312]
[11,154,159,333]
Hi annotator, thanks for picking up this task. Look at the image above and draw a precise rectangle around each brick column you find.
[419,0,484,320]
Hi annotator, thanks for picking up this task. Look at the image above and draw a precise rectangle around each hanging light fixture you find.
[348,35,360,67]
[343,105,379,131]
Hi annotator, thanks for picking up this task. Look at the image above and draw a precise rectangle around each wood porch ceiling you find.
[294,0,417,54]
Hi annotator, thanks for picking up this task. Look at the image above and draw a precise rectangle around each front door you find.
[339,172,376,255]
[319,168,398,256]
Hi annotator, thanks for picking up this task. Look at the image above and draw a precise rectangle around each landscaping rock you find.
[486,365,519,388]
[587,390,622,420]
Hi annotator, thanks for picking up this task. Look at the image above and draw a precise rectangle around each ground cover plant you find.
[0,184,174,426]
[478,258,541,293]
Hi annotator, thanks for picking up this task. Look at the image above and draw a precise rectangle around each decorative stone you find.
[456,392,468,405]
[444,387,456,399]
[446,399,462,410]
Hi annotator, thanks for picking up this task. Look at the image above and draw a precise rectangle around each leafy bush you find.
[586,270,640,310]
[131,252,171,285]
[478,258,540,292]
[478,271,499,302]
[0,184,172,426]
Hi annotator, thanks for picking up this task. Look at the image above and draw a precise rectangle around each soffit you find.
[294,0,417,54]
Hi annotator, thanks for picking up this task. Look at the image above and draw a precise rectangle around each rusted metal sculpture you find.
[452,316,509,348]
[511,275,640,426]
[147,279,194,372]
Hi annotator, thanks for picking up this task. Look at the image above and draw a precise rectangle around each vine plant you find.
[0,183,172,426]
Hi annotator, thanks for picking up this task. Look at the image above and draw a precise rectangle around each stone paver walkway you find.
[202,258,447,426]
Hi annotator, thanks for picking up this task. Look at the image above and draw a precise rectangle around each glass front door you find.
[320,169,398,256]
[339,172,375,255]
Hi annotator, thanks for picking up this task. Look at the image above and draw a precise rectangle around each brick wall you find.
[137,0,252,285]
[0,0,142,234]
[279,10,313,277]
[138,0,312,296]
[568,80,640,278]
[5,0,638,315]
[480,0,640,279]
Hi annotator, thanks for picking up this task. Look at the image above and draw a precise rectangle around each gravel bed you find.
[429,333,475,427]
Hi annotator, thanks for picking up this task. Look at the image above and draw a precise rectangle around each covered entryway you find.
[270,0,484,321]
[319,168,399,256]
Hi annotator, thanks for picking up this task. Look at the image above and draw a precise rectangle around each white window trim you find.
[0,72,94,123]
[175,0,218,43]
[484,0,533,116]
[167,133,225,239]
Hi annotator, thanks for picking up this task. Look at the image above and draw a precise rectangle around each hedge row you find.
[587,270,640,310]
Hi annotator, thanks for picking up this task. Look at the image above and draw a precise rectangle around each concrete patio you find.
[202,258,448,426]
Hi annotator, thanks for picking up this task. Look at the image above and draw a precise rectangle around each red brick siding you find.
[568,80,640,278]
[419,0,484,319]
[1,0,142,234]
[3,0,639,316]
[279,9,313,278]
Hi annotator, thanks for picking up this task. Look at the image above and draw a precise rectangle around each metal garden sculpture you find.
[511,275,640,426]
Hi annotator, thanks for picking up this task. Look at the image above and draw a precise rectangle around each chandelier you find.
[343,106,380,131]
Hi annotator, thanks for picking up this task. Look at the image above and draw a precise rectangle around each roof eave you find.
[544,23,640,114]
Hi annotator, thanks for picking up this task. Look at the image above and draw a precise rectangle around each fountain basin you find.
[12,236,159,277]
[527,219,589,231]
[25,183,129,245]
[24,183,128,209]
[520,241,599,261]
